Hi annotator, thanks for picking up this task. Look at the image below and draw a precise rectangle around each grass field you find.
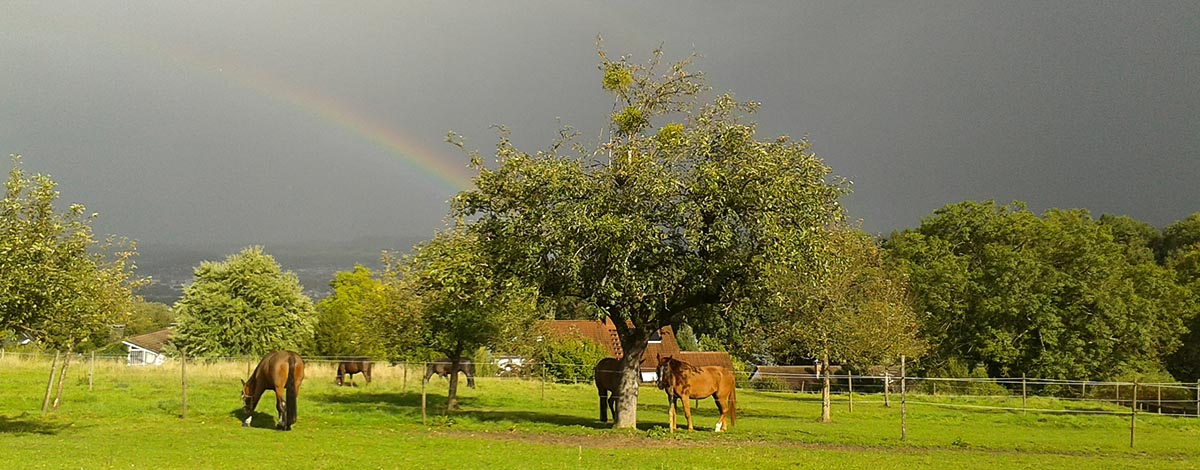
[1,355,1198,469]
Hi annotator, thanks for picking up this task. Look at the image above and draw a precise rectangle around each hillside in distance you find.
[133,236,425,305]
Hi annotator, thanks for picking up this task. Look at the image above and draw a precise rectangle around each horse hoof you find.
[242,422,249,428]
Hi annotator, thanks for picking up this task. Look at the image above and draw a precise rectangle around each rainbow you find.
[102,30,476,192]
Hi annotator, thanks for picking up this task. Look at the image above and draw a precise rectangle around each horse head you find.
[240,379,254,415]
[655,355,673,390]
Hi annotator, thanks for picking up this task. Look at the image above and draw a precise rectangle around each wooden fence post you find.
[1157,385,1162,415]
[403,363,408,391]
[884,372,890,408]
[1130,382,1138,448]
[88,351,95,392]
[181,351,188,419]
[420,369,427,426]
[1195,380,1199,418]
[900,355,907,442]
[42,351,59,413]
[1081,379,1087,399]
[848,375,854,413]
[1022,374,1027,414]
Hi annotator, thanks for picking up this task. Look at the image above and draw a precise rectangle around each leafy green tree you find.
[763,223,924,422]
[314,265,385,358]
[171,246,317,359]
[378,228,541,410]
[1158,213,1200,263]
[124,301,174,337]
[886,201,1195,380]
[1164,243,1200,381]
[0,155,143,352]
[1097,214,1159,265]
[451,45,846,428]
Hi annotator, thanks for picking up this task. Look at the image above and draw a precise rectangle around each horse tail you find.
[730,375,737,427]
[286,354,298,427]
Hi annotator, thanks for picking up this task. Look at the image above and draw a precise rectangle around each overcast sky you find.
[3,1,1197,248]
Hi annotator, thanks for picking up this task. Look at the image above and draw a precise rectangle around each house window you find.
[649,331,662,344]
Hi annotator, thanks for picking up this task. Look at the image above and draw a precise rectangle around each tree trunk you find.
[446,348,463,411]
[613,331,651,429]
[53,348,73,411]
[821,351,831,423]
[42,351,59,413]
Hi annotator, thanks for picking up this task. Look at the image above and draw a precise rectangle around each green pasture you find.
[0,355,1197,469]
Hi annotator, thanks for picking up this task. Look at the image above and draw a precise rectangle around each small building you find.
[122,329,171,366]
[749,364,844,392]
[543,319,731,382]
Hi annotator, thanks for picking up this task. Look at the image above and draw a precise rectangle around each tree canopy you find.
[0,155,143,351]
[171,246,317,358]
[450,44,847,428]
[885,201,1196,380]
[314,265,386,358]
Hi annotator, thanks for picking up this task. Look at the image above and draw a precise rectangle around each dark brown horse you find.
[656,354,736,432]
[594,357,621,422]
[424,357,475,389]
[335,359,373,386]
[241,350,305,431]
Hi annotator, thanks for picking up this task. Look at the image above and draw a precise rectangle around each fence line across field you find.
[5,349,1200,436]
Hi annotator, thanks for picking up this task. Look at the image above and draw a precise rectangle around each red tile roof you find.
[543,319,680,371]
[122,329,172,353]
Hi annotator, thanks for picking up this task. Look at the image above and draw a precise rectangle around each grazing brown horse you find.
[424,357,475,389]
[656,354,736,432]
[336,359,373,386]
[594,357,622,423]
[241,351,305,431]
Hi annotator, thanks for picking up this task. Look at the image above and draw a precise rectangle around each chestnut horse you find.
[656,354,736,432]
[594,357,621,422]
[241,351,305,431]
[336,359,373,386]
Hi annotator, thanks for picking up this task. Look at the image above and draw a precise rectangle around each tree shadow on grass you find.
[0,413,67,435]
[311,391,425,409]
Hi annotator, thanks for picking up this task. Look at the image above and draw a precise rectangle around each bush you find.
[536,336,609,383]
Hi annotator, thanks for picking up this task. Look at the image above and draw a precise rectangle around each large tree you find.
[885,201,1195,380]
[762,223,924,422]
[171,246,317,359]
[451,46,846,428]
[1,155,143,351]
[374,228,540,410]
[314,265,385,358]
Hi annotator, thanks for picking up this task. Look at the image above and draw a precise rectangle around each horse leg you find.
[275,391,287,430]
[713,396,725,432]
[668,396,677,432]
[681,395,694,431]
[598,391,609,423]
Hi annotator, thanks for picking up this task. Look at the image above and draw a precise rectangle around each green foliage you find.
[751,375,789,391]
[762,223,926,367]
[124,301,174,337]
[170,246,317,358]
[451,45,848,427]
[1157,212,1200,263]
[0,155,144,351]
[886,201,1198,381]
[674,323,699,352]
[925,357,1009,396]
[314,265,385,358]
[536,334,610,383]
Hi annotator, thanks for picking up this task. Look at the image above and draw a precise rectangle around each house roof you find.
[122,329,172,353]
[749,365,843,391]
[543,319,680,371]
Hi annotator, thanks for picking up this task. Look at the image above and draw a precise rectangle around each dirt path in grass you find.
[433,429,1191,460]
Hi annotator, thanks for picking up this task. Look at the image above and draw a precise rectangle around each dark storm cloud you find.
[1,1,1196,247]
